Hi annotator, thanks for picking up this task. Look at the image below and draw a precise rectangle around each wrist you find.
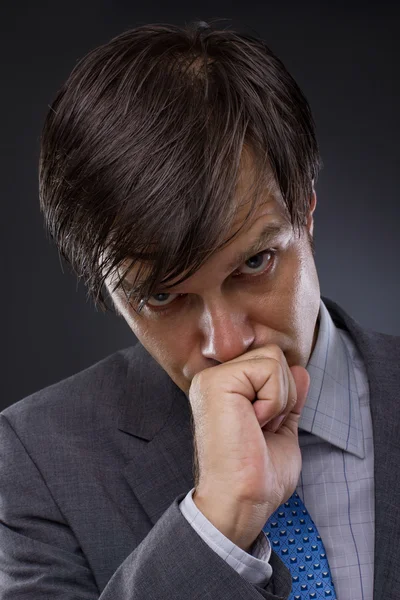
[192,489,261,552]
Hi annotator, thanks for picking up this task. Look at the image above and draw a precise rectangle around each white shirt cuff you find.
[179,487,273,587]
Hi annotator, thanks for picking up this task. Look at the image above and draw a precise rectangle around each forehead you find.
[115,197,288,295]
[230,147,287,229]
[112,147,289,288]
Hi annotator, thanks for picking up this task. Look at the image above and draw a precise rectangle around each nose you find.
[200,298,255,364]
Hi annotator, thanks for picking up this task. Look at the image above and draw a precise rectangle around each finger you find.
[224,344,285,370]
[276,366,310,437]
[223,345,291,423]
[263,359,297,432]
[251,357,288,428]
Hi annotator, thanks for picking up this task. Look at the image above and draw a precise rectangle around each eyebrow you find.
[120,221,287,297]
[224,221,287,273]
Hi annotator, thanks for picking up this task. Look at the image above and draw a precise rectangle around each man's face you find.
[106,160,320,398]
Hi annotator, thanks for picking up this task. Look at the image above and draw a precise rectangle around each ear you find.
[306,183,317,237]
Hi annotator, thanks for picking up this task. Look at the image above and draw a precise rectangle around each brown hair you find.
[39,19,321,314]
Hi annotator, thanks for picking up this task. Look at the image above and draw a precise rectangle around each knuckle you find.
[246,343,284,363]
[268,355,284,373]
[276,364,288,411]
[266,343,285,362]
[264,361,287,413]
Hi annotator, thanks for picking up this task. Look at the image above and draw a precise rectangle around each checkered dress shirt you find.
[179,298,374,599]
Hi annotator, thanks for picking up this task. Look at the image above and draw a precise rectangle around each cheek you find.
[285,243,320,349]
[262,242,318,332]
[126,312,192,370]
[257,249,302,320]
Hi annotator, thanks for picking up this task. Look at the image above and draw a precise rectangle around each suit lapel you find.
[322,297,400,599]
[118,298,400,598]
[118,343,195,524]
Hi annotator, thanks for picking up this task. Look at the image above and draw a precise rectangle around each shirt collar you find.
[298,298,365,459]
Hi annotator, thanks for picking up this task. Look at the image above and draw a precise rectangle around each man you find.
[1,20,399,600]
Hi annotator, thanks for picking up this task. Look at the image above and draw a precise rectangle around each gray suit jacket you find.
[1,297,399,599]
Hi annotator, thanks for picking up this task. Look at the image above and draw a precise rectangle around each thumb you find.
[280,366,310,437]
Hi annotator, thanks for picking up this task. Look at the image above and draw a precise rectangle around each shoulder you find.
[1,343,140,442]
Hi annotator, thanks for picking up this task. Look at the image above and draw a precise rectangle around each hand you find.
[189,345,310,552]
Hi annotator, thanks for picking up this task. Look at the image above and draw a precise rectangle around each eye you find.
[146,292,181,308]
[142,249,276,312]
[234,250,275,276]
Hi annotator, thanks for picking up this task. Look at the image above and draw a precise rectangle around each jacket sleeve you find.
[178,486,273,586]
[0,414,292,599]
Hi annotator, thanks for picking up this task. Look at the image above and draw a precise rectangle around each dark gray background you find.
[2,1,399,410]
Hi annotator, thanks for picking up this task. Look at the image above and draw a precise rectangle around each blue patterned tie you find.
[262,492,337,599]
